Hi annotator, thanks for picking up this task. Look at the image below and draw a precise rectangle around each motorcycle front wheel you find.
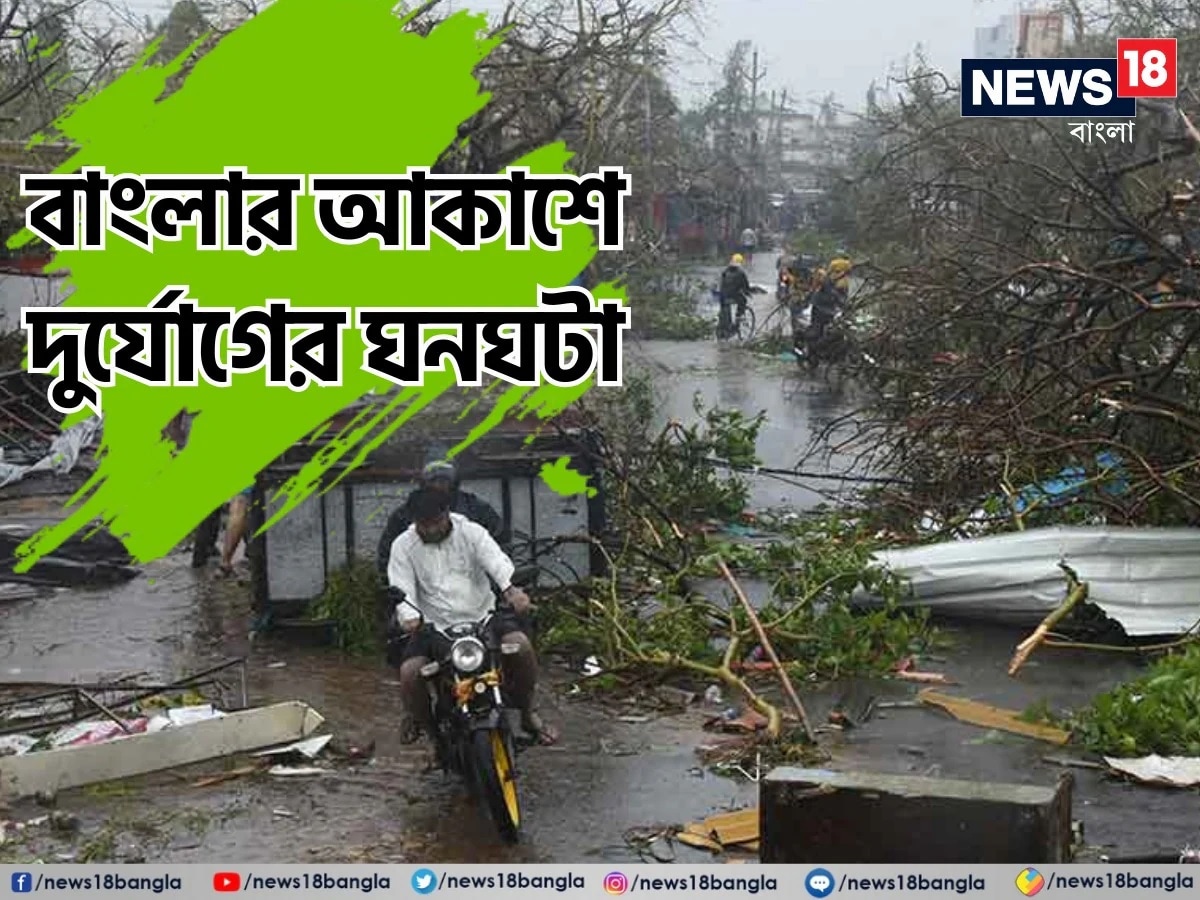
[470,727,521,843]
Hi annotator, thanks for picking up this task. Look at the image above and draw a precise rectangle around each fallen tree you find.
[809,9,1200,535]
[537,374,933,741]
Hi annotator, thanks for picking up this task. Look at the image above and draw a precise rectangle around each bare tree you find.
[815,3,1200,532]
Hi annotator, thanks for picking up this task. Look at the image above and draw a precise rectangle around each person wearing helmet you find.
[375,455,510,582]
[807,267,846,348]
[828,249,852,295]
[717,253,752,340]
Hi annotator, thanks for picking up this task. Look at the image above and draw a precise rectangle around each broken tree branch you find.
[716,557,816,743]
[1008,563,1089,676]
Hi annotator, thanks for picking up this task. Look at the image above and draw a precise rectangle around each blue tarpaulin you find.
[1010,450,1129,514]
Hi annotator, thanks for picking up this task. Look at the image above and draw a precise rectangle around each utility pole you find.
[746,49,765,231]
[642,46,655,234]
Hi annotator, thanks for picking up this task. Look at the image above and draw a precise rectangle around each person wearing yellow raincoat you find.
[827,249,852,295]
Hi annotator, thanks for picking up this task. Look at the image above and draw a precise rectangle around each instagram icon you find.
[604,872,629,895]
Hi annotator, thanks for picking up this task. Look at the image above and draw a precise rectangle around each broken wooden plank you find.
[675,830,722,852]
[918,689,1070,745]
[0,701,324,799]
[703,808,759,846]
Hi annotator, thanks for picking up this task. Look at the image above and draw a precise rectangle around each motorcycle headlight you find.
[450,637,486,673]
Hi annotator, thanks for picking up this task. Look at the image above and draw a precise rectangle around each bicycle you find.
[711,289,757,342]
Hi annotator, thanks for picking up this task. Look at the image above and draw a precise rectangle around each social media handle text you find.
[612,873,778,895]
[215,872,390,893]
[438,872,586,893]
[1041,870,1194,893]
[838,873,987,894]
[10,872,183,894]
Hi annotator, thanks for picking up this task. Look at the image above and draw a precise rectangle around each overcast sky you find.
[123,0,1019,115]
[443,0,1023,114]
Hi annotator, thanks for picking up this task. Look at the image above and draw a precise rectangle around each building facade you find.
[974,9,1064,58]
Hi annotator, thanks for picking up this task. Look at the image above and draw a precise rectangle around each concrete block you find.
[760,767,1072,863]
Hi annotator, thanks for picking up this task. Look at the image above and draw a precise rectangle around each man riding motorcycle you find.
[387,487,558,749]
[375,457,509,581]
[804,270,847,362]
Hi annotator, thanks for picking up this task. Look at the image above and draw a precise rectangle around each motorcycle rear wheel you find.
[470,727,521,844]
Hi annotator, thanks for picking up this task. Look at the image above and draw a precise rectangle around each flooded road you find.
[2,250,1194,864]
[0,550,758,864]
[626,252,868,512]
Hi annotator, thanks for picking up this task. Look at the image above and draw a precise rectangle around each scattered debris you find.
[0,701,326,799]
[253,735,332,759]
[1104,755,1200,788]
[1042,755,1105,771]
[0,416,102,490]
[917,689,1071,745]
[893,658,953,684]
[675,808,759,854]
[828,689,877,729]
[716,558,816,743]
[703,709,769,734]
[0,735,38,756]
[653,686,696,707]
[268,765,328,777]
[581,656,603,676]
[0,522,137,588]
[712,751,763,782]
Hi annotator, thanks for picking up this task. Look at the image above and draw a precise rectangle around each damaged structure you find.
[854,526,1200,636]
[246,402,606,619]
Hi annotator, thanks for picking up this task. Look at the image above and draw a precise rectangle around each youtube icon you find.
[213,872,241,892]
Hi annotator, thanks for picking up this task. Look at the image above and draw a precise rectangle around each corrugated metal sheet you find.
[854,526,1200,636]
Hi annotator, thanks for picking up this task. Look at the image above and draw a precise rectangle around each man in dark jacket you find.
[374,459,510,580]
[717,253,752,339]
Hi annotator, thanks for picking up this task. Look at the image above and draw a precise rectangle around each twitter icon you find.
[411,869,438,894]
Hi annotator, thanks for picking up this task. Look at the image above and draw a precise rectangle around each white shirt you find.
[741,228,757,246]
[387,513,515,631]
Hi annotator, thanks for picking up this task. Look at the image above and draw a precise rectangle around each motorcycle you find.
[419,609,522,843]
[795,308,850,372]
[790,301,813,365]
[392,582,532,845]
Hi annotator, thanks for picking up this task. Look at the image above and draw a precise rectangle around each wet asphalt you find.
[0,253,1195,863]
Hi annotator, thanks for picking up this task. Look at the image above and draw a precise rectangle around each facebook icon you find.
[11,873,32,892]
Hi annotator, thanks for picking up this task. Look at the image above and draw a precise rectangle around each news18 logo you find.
[961,37,1177,117]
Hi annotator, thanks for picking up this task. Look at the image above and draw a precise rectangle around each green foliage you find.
[623,268,712,340]
[695,513,931,679]
[1072,644,1200,757]
[590,377,764,527]
[307,557,384,656]
[558,375,933,684]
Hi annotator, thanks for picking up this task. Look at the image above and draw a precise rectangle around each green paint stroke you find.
[8,0,625,569]
[539,456,597,499]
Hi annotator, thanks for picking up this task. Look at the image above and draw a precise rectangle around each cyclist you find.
[718,253,752,340]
